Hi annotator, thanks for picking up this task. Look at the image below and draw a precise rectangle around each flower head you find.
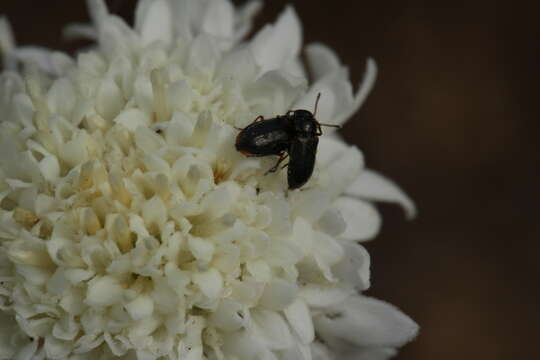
[0,1,417,359]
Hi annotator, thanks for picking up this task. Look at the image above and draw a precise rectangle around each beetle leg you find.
[265,153,289,175]
[235,115,265,131]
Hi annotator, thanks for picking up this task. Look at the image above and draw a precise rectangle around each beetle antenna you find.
[318,123,341,129]
[313,92,321,117]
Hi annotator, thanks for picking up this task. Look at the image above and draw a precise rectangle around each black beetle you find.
[235,93,339,189]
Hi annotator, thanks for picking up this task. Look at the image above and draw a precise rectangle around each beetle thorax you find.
[292,110,317,136]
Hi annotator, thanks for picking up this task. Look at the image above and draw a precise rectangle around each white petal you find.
[291,216,314,256]
[44,335,71,359]
[251,6,302,75]
[290,188,332,223]
[74,333,104,353]
[125,295,154,320]
[251,309,293,350]
[284,299,314,344]
[192,268,223,299]
[305,43,340,81]
[246,260,271,282]
[39,156,60,183]
[346,169,417,219]
[245,70,307,120]
[222,330,268,359]
[14,47,74,76]
[259,278,297,310]
[64,268,94,285]
[311,342,332,360]
[96,77,124,120]
[104,333,130,357]
[114,108,151,131]
[187,34,220,75]
[282,342,313,360]
[63,23,96,41]
[316,136,348,168]
[334,197,381,241]
[341,347,397,360]
[323,146,364,198]
[52,315,80,341]
[98,18,136,58]
[0,312,34,359]
[202,0,234,40]
[209,299,244,332]
[135,0,173,46]
[87,0,109,29]
[86,275,124,306]
[217,48,259,85]
[313,232,344,281]
[142,196,167,231]
[47,78,76,118]
[234,0,263,41]
[314,296,419,348]
[200,181,241,220]
[333,242,371,291]
[135,126,166,153]
[317,207,346,237]
[0,17,15,66]
[14,339,39,360]
[338,58,378,125]
[299,285,352,308]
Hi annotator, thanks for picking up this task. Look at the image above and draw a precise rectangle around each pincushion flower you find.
[0,0,418,359]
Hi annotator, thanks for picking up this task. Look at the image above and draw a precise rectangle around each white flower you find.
[0,1,418,359]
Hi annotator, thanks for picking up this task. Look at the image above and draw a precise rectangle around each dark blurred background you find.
[3,1,539,359]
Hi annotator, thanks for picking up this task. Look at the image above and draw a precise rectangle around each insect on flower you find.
[235,93,340,189]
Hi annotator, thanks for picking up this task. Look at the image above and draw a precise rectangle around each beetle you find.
[235,93,340,189]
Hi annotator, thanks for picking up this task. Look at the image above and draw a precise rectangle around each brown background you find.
[3,0,540,359]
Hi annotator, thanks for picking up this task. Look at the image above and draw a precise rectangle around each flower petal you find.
[125,295,154,320]
[14,47,74,76]
[86,0,109,29]
[86,275,124,306]
[245,69,307,121]
[313,231,344,281]
[334,58,377,126]
[314,296,419,348]
[250,6,302,75]
[0,16,16,70]
[305,43,340,81]
[316,136,349,169]
[192,268,223,299]
[317,207,346,237]
[233,0,263,41]
[259,278,298,310]
[321,146,364,198]
[222,330,269,359]
[209,299,244,332]
[251,309,293,350]
[341,347,397,360]
[346,169,416,219]
[284,299,315,344]
[333,242,371,291]
[135,0,173,47]
[334,197,381,241]
[202,0,235,41]
[299,285,353,308]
